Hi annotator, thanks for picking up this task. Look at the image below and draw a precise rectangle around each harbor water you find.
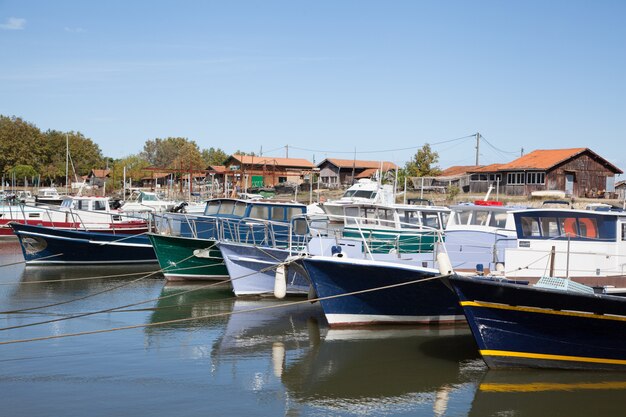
[0,240,624,416]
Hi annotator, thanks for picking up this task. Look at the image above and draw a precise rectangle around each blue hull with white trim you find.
[446,275,626,370]
[10,222,156,265]
[298,256,464,326]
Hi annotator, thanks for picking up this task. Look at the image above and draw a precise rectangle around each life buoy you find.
[578,218,597,238]
[562,217,577,237]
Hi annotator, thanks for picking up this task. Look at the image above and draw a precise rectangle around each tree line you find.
[1,114,443,191]
[0,115,230,189]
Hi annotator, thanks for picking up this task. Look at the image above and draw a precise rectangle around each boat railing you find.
[217,217,292,248]
[152,212,221,239]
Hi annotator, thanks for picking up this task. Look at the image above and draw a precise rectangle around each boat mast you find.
[65,134,69,195]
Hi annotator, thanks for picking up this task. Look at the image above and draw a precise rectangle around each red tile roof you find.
[467,163,505,173]
[355,168,378,179]
[208,165,227,174]
[231,154,314,168]
[90,169,110,178]
[438,165,478,177]
[319,158,398,170]
[498,148,587,170]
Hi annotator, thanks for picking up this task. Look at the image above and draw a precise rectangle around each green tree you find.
[405,143,441,177]
[0,115,46,176]
[40,130,104,185]
[202,147,229,166]
[140,137,205,170]
[10,164,38,185]
[110,154,152,190]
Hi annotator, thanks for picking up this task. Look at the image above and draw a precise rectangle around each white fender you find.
[274,264,287,299]
[437,252,454,275]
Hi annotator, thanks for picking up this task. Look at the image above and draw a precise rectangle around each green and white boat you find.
[149,198,306,281]
[340,203,450,254]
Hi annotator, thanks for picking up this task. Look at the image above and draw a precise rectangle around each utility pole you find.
[475,132,480,166]
[285,145,289,158]
[520,147,524,157]
[260,145,263,156]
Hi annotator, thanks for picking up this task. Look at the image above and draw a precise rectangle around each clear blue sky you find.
[1,1,625,172]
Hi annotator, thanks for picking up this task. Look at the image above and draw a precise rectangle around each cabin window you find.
[520,217,541,237]
[205,201,220,215]
[398,210,420,229]
[344,207,359,225]
[362,207,377,225]
[218,201,235,215]
[489,174,502,182]
[621,223,626,241]
[422,212,440,229]
[233,202,247,217]
[440,212,449,229]
[540,217,559,237]
[28,213,41,218]
[526,172,545,185]
[377,208,395,227]
[77,200,89,210]
[286,207,304,220]
[94,200,107,211]
[489,212,508,228]
[455,210,471,225]
[293,218,308,235]
[249,205,268,219]
[577,217,598,239]
[271,206,286,221]
[278,177,287,183]
[470,210,489,226]
[507,172,525,185]
[559,217,578,237]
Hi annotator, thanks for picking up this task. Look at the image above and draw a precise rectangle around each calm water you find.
[0,240,625,416]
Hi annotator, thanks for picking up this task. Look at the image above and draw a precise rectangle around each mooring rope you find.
[0,254,299,331]
[0,271,450,345]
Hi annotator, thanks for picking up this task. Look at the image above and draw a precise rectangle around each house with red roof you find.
[223,154,314,188]
[465,148,622,197]
[316,158,398,186]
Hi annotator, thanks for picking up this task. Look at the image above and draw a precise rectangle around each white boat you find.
[444,201,521,272]
[35,187,64,205]
[0,195,148,236]
[120,190,178,215]
[320,179,395,221]
[502,207,626,288]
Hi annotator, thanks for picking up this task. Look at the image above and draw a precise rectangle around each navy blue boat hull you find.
[446,275,626,370]
[299,256,464,326]
[11,223,156,265]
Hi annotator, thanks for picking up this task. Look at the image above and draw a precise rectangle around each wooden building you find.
[317,159,398,186]
[223,154,314,188]
[87,169,110,188]
[466,148,622,197]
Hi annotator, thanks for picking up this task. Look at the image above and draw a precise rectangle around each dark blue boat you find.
[10,222,156,265]
[445,275,626,370]
[298,256,464,326]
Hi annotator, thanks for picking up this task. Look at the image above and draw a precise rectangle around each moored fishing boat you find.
[149,198,306,282]
[0,196,149,237]
[296,255,463,326]
[445,274,626,370]
[10,222,156,265]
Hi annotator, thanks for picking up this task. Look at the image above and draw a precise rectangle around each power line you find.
[287,134,476,155]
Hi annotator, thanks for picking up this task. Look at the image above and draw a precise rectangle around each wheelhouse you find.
[513,209,621,242]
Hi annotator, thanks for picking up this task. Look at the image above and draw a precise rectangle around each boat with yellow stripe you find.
[444,274,626,370]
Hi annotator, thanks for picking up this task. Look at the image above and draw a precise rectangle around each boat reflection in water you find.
[469,370,626,417]
[281,324,485,416]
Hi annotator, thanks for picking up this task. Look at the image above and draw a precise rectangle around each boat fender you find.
[437,252,454,275]
[274,264,287,299]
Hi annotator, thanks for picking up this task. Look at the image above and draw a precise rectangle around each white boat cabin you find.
[342,203,450,231]
[505,208,626,280]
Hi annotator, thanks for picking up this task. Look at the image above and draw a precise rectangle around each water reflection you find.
[469,369,626,417]
[281,324,484,415]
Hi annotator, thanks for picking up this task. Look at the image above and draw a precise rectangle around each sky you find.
[1,0,625,172]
